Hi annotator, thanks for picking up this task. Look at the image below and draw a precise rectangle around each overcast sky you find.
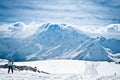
[0,0,120,26]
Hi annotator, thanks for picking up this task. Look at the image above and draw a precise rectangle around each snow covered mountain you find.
[0,23,120,61]
[79,24,120,39]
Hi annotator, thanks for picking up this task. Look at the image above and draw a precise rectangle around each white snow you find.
[108,53,120,57]
[26,44,43,60]
[0,60,120,80]
[0,22,41,38]
[1,22,120,39]
[77,24,120,39]
[43,45,61,56]
[0,59,8,65]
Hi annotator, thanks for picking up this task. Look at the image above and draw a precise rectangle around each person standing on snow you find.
[8,60,14,73]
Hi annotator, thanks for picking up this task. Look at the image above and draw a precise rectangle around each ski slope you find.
[0,60,120,80]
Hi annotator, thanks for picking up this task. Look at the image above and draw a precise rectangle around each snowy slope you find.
[100,38,120,53]
[79,24,120,39]
[0,60,120,80]
[0,23,89,61]
[0,22,40,38]
[0,23,120,61]
[14,60,120,75]
[0,59,8,65]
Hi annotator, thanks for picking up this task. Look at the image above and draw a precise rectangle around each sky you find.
[0,0,120,27]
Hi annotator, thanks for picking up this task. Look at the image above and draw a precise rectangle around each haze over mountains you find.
[0,22,120,61]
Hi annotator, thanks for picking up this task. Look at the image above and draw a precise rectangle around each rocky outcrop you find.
[0,64,50,74]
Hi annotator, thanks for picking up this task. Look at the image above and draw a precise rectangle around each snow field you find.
[0,60,120,80]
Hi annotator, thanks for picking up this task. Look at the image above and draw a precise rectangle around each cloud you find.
[0,22,120,39]
[77,24,120,39]
[92,0,120,8]
[0,0,120,27]
[106,24,120,33]
[0,22,41,38]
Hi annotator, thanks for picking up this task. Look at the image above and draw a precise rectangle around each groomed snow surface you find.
[0,60,120,80]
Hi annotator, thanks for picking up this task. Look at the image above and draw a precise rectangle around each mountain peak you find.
[47,24,62,31]
[107,24,120,33]
[8,22,24,32]
[37,23,72,34]
[41,23,68,30]
[95,36,106,44]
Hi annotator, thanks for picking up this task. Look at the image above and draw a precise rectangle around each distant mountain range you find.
[0,23,120,61]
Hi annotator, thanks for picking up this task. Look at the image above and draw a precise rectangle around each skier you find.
[8,59,14,73]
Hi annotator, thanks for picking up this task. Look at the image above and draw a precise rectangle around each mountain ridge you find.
[0,23,120,61]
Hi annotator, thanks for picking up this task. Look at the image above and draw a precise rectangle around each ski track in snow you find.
[0,69,81,80]
[0,69,120,80]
